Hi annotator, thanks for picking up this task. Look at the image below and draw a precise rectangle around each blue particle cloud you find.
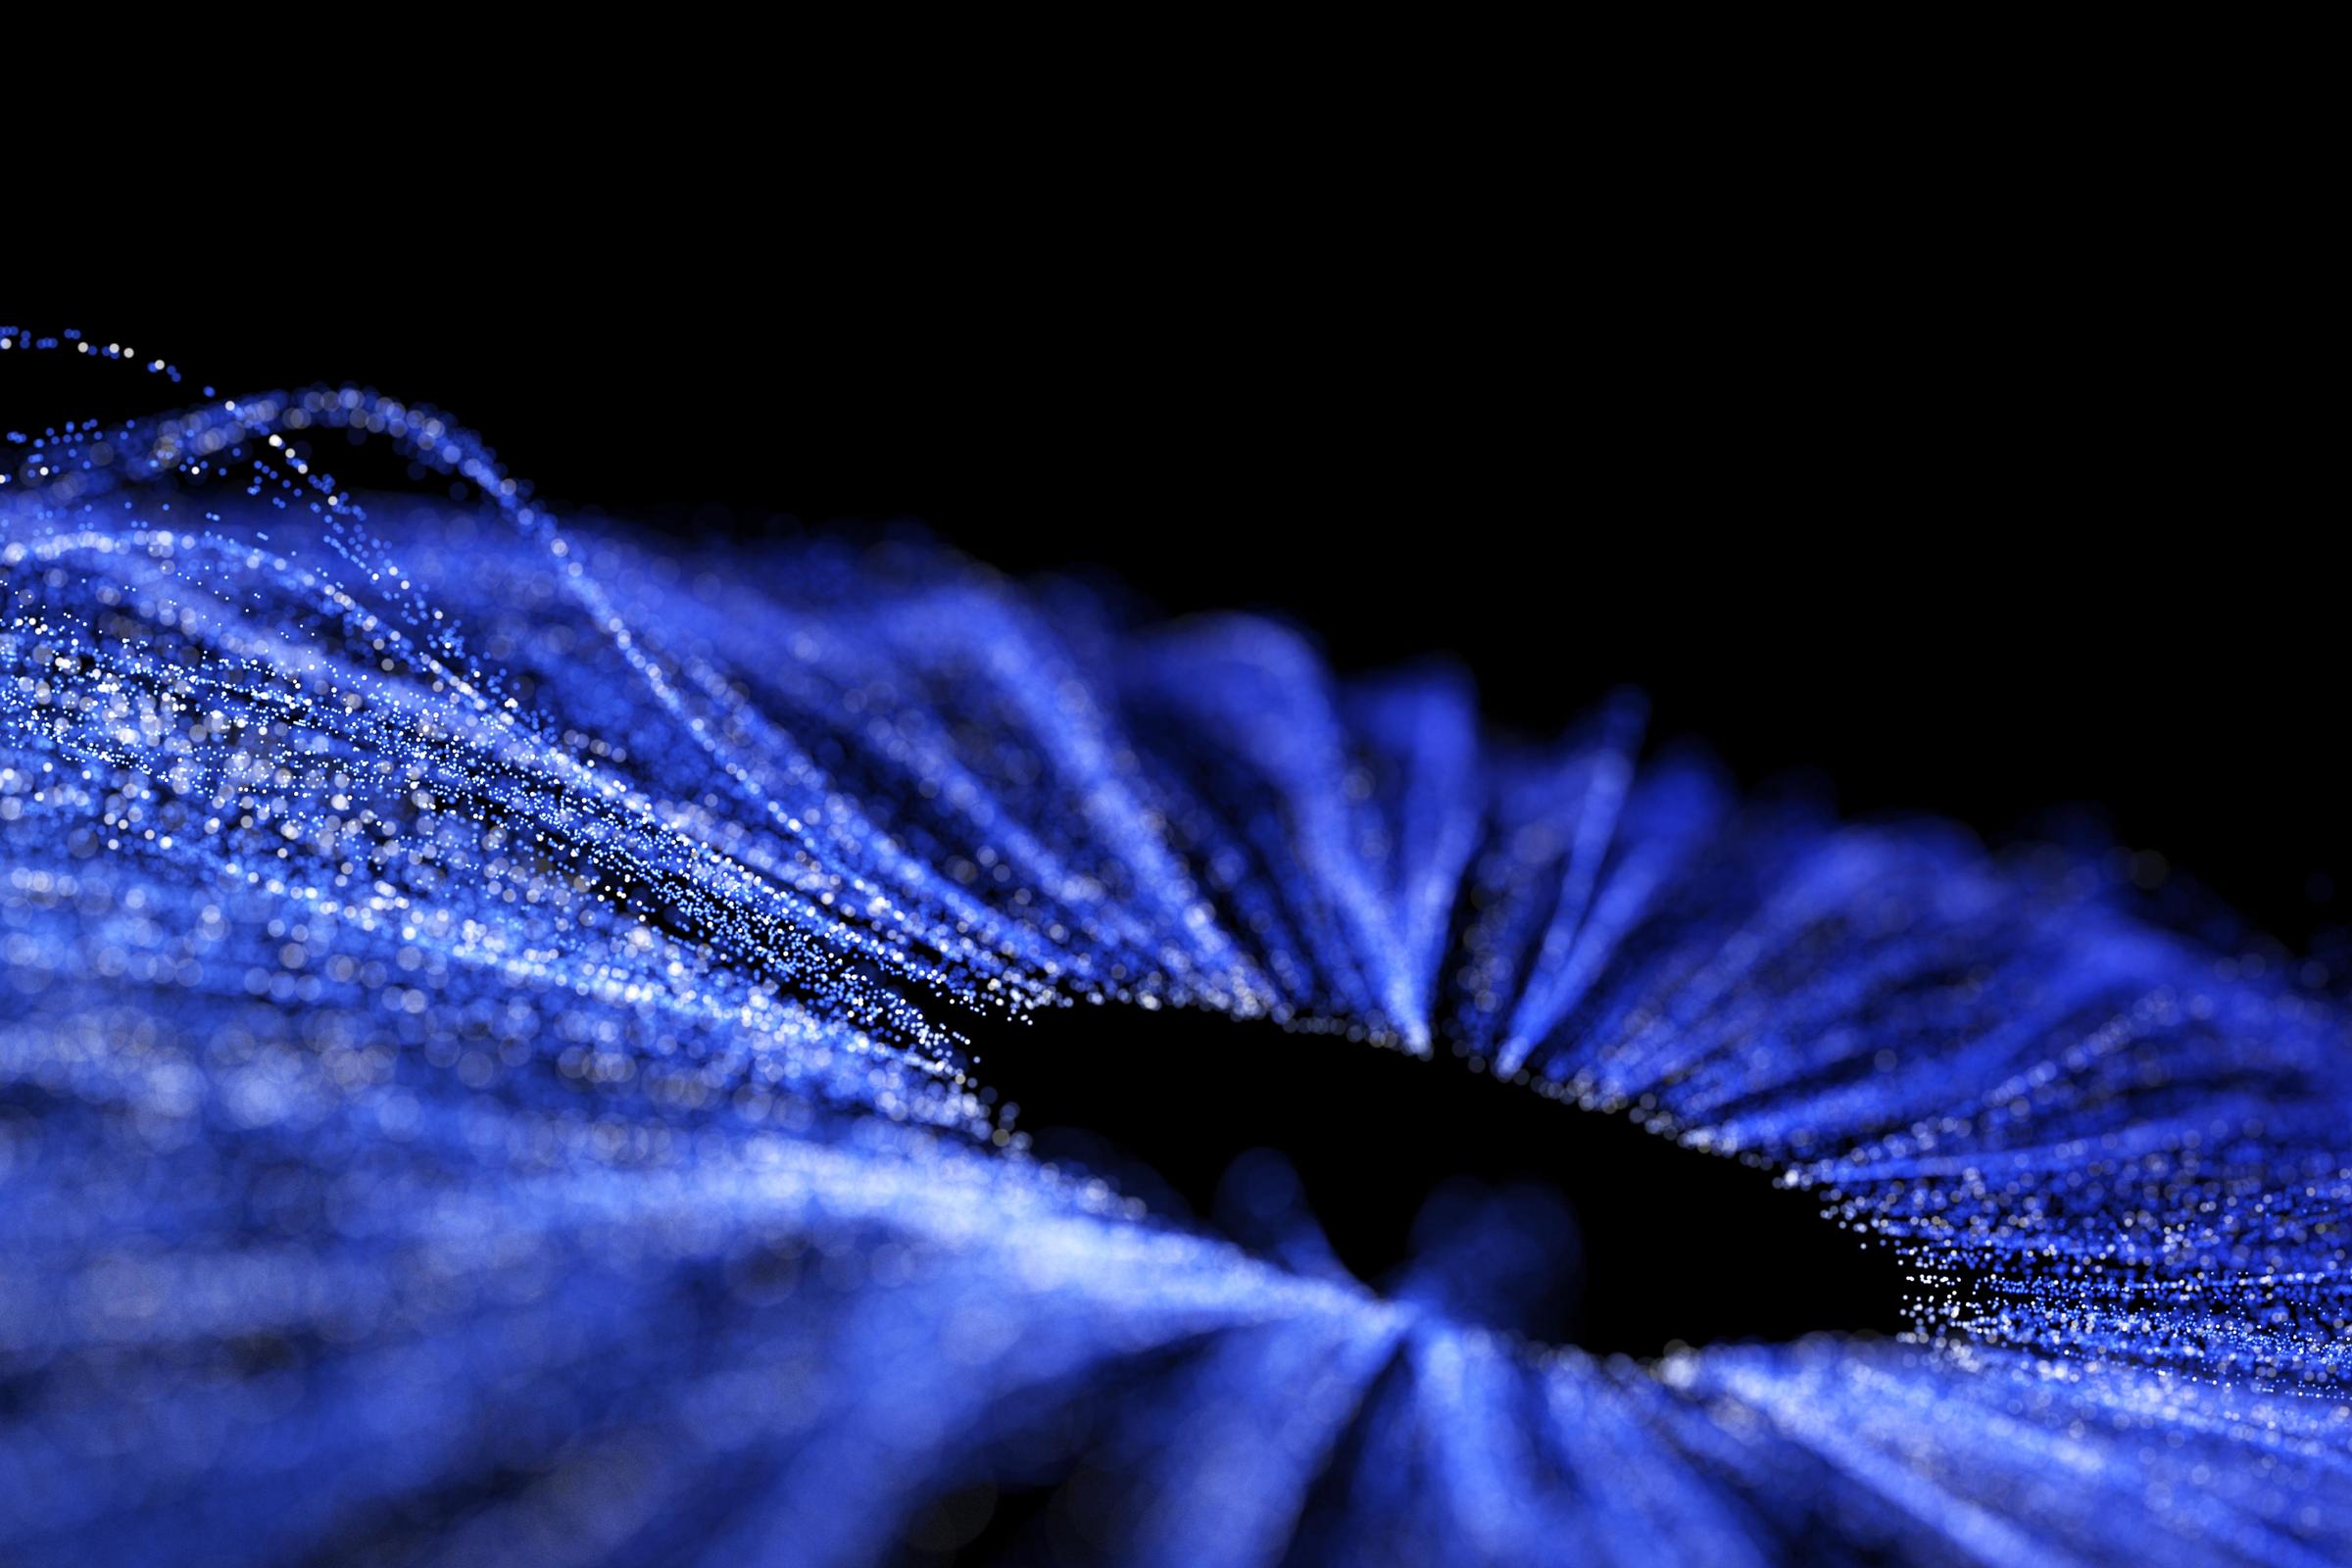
[2,327,2349,1565]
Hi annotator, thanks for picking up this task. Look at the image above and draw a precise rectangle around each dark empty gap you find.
[962,1003,1908,1356]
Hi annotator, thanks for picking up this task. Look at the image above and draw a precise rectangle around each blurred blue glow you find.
[1,334,2348,1564]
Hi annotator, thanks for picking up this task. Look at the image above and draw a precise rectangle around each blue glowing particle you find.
[0,343,2347,1565]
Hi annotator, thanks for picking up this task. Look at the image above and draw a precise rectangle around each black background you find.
[4,262,2328,1351]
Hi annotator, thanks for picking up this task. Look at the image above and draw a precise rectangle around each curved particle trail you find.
[1,332,2347,1565]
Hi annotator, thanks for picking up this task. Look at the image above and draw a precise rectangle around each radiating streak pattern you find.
[1,341,2348,1564]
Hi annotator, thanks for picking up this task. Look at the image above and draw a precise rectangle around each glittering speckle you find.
[2,332,2348,1566]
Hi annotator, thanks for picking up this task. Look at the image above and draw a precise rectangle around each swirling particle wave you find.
[2,331,2348,1565]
